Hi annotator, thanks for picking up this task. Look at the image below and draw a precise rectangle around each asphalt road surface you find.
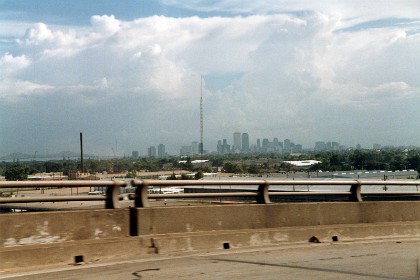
[2,239,420,280]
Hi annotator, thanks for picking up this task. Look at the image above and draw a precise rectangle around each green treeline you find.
[1,148,419,181]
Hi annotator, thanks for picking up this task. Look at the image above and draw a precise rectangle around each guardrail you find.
[132,179,420,207]
[0,179,419,209]
[0,180,127,209]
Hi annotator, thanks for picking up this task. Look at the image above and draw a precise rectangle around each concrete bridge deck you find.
[1,201,420,278]
[2,238,419,279]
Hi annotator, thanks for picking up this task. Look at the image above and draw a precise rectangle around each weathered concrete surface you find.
[2,239,420,280]
[0,209,129,247]
[1,202,420,272]
[149,221,420,253]
[0,237,155,270]
[134,202,420,235]
[2,221,419,270]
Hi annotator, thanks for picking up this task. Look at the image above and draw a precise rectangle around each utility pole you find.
[80,132,84,174]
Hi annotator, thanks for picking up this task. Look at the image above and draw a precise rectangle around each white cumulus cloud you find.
[0,5,419,153]
[0,53,30,74]
[90,14,121,35]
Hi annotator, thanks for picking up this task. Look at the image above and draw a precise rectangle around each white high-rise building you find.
[284,139,291,151]
[242,133,250,152]
[158,144,166,157]
[192,141,199,155]
[148,146,156,157]
[233,132,241,151]
[180,146,192,156]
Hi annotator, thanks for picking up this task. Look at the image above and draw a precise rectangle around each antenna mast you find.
[200,75,204,162]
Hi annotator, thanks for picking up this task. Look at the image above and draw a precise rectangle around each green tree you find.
[223,162,243,173]
[125,170,137,178]
[389,154,407,170]
[179,158,193,171]
[248,164,261,174]
[407,153,420,173]
[194,170,204,179]
[44,161,63,173]
[167,172,177,180]
[181,173,193,180]
[351,150,367,169]
[5,163,29,181]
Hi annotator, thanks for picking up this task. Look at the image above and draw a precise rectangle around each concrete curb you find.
[2,221,419,271]
[147,221,420,253]
[0,237,154,270]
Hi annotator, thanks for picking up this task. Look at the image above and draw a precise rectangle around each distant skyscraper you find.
[216,139,231,154]
[314,141,326,151]
[326,142,332,150]
[192,141,199,155]
[180,146,192,156]
[242,133,249,152]
[132,151,139,158]
[222,139,230,153]
[148,146,156,157]
[233,132,241,151]
[284,139,291,151]
[217,140,222,154]
[158,144,166,157]
[262,138,269,149]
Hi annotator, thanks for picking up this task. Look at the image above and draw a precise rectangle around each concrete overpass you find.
[0,179,419,278]
[1,201,420,273]
[3,239,420,279]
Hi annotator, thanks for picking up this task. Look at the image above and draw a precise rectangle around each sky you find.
[1,0,419,157]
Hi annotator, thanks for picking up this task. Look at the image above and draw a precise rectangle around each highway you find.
[2,238,419,280]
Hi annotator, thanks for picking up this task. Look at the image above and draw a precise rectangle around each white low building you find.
[283,160,321,169]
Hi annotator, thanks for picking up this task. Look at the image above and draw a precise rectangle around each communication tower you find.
[199,76,204,161]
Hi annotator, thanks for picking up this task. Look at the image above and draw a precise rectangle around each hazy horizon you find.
[1,1,419,156]
[1,137,417,159]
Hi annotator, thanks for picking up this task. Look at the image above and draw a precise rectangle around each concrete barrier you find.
[0,237,154,269]
[1,201,420,271]
[0,209,130,247]
[133,201,420,254]
[133,202,420,235]
[151,222,420,253]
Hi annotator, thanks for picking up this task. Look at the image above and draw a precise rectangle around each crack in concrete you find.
[209,257,416,280]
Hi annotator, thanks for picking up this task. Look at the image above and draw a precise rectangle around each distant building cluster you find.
[216,132,303,155]
[312,141,389,152]
[314,141,343,152]
[217,132,250,154]
[132,144,167,158]
[130,133,414,158]
[180,141,200,156]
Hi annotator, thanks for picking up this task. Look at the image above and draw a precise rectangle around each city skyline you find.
[2,133,416,160]
[1,1,419,157]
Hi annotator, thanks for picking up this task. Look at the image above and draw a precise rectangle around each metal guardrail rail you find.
[132,179,420,207]
[0,180,127,209]
[0,179,419,209]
